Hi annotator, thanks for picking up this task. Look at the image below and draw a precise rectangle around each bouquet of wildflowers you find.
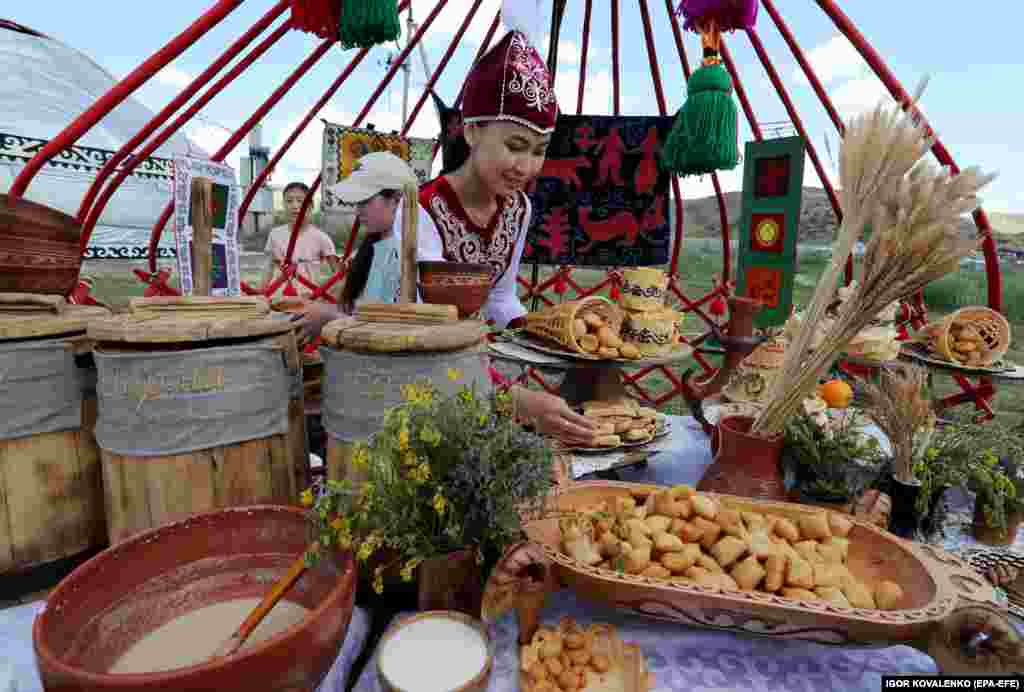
[302,369,554,593]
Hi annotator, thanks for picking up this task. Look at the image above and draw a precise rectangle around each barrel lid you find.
[321,317,488,353]
[0,297,111,341]
[127,295,270,317]
[88,312,297,343]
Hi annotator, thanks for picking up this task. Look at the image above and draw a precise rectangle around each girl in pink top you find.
[263,182,340,296]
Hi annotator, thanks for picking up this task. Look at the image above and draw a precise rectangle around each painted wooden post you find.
[734,135,805,329]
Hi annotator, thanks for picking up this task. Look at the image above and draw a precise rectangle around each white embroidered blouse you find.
[391,176,530,328]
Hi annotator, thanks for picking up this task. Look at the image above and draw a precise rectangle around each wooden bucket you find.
[0,298,111,576]
[318,316,490,484]
[87,310,309,544]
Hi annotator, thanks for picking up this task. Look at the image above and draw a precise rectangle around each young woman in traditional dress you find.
[302,14,597,444]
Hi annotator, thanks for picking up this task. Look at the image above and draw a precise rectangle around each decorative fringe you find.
[339,0,400,50]
[291,0,341,40]
[661,61,739,177]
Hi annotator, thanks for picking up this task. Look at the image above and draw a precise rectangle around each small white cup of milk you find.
[376,611,492,692]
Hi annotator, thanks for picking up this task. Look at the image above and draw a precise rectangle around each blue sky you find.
[8,0,1023,214]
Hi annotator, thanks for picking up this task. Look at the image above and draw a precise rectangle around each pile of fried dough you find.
[559,485,905,610]
[571,398,661,448]
[521,617,653,692]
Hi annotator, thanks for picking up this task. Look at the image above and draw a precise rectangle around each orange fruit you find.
[819,379,854,409]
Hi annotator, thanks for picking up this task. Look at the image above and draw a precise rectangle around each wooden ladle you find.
[212,546,313,659]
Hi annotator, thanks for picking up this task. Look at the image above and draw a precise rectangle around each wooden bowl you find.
[376,611,492,692]
[0,193,83,295]
[33,505,356,692]
[524,481,1001,647]
[417,261,491,319]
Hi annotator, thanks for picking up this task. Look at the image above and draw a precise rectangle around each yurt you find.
[0,18,209,260]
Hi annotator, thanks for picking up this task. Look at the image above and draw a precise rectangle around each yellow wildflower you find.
[398,426,410,451]
[417,463,431,481]
[419,426,441,447]
[447,367,463,382]
[356,541,375,562]
[300,488,314,507]
[330,516,346,531]
[399,558,422,582]
[372,566,385,594]
[351,445,369,469]
[403,451,418,467]
[432,492,448,515]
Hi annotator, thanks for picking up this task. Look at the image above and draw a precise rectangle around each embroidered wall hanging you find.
[321,121,436,212]
[171,155,241,296]
[525,115,675,267]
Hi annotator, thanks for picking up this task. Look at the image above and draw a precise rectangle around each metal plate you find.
[557,416,671,454]
[900,343,1021,377]
[498,329,694,367]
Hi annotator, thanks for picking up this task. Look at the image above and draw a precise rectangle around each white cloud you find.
[829,76,889,117]
[409,0,502,47]
[155,65,194,90]
[791,35,866,87]
[554,68,613,114]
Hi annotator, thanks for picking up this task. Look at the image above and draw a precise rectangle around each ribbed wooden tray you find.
[523,481,1001,648]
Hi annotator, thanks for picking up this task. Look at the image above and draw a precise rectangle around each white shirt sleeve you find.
[393,198,528,326]
[484,195,529,328]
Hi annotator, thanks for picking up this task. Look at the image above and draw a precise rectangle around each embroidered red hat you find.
[461,30,559,135]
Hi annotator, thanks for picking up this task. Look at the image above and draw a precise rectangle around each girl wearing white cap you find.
[302,4,597,445]
[330,152,414,313]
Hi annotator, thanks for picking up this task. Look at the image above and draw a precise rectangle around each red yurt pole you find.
[400,0,483,135]
[80,21,293,257]
[761,0,844,135]
[719,42,762,141]
[77,1,289,228]
[281,0,436,273]
[813,0,1002,314]
[610,0,621,115]
[147,32,331,275]
[6,0,245,202]
[745,29,844,233]
[576,0,593,114]
[238,46,372,220]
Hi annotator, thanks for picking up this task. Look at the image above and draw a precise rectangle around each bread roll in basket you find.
[921,306,1010,367]
[525,297,625,355]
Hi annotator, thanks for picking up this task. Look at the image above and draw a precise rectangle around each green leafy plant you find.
[783,410,886,501]
[301,372,554,594]
[911,414,1024,530]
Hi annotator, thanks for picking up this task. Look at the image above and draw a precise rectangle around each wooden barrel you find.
[319,317,491,484]
[0,299,111,576]
[87,311,308,544]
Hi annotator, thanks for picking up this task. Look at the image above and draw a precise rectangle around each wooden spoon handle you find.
[213,546,312,659]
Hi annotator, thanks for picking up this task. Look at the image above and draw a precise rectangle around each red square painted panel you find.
[750,213,786,253]
[746,267,782,308]
[755,155,791,198]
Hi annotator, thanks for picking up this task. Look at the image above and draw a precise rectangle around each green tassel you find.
[339,0,401,50]
[661,62,739,177]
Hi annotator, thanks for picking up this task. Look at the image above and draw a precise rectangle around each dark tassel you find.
[339,0,401,50]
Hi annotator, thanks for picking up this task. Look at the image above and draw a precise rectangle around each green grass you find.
[84,248,1024,426]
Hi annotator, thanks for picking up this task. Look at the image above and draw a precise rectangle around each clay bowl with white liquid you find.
[33,505,356,692]
[376,611,492,692]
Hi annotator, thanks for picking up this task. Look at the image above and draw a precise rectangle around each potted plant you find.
[907,416,1022,542]
[859,364,938,538]
[782,409,886,513]
[966,425,1024,545]
[301,373,554,616]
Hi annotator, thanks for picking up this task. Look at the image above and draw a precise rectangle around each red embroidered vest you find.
[418,176,528,286]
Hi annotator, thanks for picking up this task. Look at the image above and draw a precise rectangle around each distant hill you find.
[679,187,1024,249]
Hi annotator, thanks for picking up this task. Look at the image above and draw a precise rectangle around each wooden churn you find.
[0,294,111,575]
[86,178,309,544]
[317,183,492,483]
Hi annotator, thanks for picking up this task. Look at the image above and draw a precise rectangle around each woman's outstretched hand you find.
[511,386,598,445]
[297,300,344,343]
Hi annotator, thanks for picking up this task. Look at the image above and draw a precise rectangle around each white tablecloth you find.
[0,600,371,692]
[353,415,1014,692]
[353,590,937,692]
